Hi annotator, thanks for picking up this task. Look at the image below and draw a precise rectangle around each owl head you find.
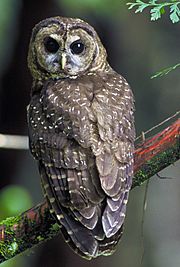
[28,16,107,81]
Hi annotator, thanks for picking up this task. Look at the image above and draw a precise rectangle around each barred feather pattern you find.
[28,70,135,259]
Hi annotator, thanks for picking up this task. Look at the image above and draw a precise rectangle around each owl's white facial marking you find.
[45,53,60,72]
[65,53,85,73]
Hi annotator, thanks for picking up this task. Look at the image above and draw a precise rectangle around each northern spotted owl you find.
[27,16,135,259]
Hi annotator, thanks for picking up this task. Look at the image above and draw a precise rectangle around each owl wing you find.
[28,80,105,258]
[90,71,135,238]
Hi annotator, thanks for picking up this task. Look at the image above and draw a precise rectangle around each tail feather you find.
[40,163,98,259]
[39,162,126,259]
[98,226,124,256]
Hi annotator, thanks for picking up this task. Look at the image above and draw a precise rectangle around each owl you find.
[27,16,135,259]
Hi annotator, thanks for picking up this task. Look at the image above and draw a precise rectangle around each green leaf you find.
[160,7,165,14]
[150,6,162,20]
[127,3,139,9]
[170,4,180,23]
[151,63,180,78]
[135,3,149,12]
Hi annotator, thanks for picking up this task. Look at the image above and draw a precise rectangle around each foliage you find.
[127,0,180,23]
[127,1,180,78]
[151,63,180,78]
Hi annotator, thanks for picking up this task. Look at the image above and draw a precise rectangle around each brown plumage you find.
[27,16,135,259]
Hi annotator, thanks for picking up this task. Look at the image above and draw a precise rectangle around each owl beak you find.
[61,53,67,70]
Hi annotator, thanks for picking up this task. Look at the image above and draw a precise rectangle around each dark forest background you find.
[0,0,179,267]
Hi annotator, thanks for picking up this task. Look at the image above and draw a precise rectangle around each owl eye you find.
[44,37,59,53]
[70,40,85,55]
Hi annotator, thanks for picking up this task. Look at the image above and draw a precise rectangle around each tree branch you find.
[0,118,179,263]
[0,134,28,150]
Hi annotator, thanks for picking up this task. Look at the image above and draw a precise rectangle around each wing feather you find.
[90,72,135,237]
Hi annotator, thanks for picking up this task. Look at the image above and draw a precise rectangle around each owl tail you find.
[55,206,99,259]
[40,164,98,259]
[54,206,123,259]
[97,226,123,256]
[40,163,123,259]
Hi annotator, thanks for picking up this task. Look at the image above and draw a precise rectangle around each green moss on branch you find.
[0,202,59,263]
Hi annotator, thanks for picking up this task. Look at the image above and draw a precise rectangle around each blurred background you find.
[0,0,179,267]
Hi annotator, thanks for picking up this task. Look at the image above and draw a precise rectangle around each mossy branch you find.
[0,118,179,264]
